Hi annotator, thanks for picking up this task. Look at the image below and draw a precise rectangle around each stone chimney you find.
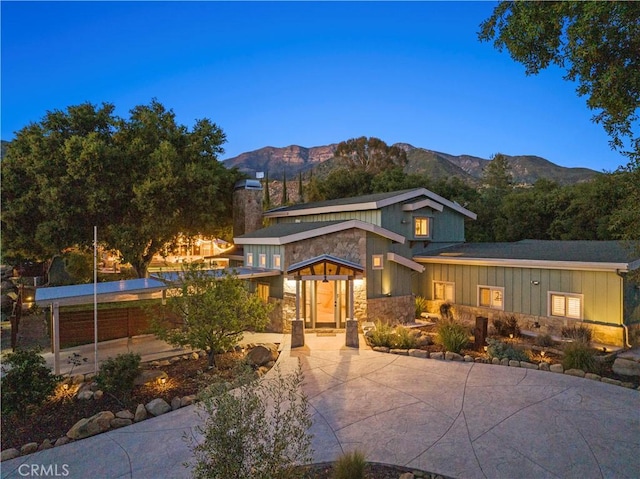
[233,179,264,238]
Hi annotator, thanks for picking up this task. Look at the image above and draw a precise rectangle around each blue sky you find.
[1,1,628,171]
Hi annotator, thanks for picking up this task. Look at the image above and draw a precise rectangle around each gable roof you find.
[234,219,405,245]
[415,240,640,272]
[263,188,477,220]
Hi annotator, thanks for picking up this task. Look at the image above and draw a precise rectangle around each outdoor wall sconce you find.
[531,280,540,285]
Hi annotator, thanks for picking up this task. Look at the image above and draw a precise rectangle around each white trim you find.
[413,216,431,238]
[235,219,405,245]
[402,198,443,212]
[272,254,282,270]
[414,256,631,273]
[288,275,352,281]
[264,188,476,220]
[246,252,254,266]
[387,252,425,272]
[258,253,267,268]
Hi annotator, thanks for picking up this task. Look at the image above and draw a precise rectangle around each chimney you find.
[233,179,263,238]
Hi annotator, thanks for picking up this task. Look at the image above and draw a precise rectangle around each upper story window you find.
[549,292,583,319]
[259,253,266,268]
[273,254,281,270]
[414,217,431,238]
[478,285,504,310]
[246,252,253,266]
[372,254,384,270]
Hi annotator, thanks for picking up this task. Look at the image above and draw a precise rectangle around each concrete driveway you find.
[1,333,639,479]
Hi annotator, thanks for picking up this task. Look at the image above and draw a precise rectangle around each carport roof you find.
[35,278,168,307]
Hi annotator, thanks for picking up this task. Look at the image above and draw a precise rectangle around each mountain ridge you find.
[223,142,599,185]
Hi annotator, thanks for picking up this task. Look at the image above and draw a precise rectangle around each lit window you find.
[478,286,504,310]
[257,283,269,303]
[434,281,454,302]
[259,254,266,268]
[414,217,430,238]
[273,254,281,269]
[246,253,253,266]
[372,254,384,270]
[549,292,582,319]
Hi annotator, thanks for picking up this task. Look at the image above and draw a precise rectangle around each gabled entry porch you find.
[287,254,363,348]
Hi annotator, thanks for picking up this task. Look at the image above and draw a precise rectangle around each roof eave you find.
[414,256,632,272]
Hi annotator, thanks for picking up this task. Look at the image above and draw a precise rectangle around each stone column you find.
[346,319,359,348]
[291,320,305,348]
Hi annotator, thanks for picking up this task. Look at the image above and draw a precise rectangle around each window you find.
[246,253,253,266]
[414,217,430,238]
[372,254,384,270]
[434,281,454,302]
[257,283,269,303]
[478,286,504,310]
[273,254,281,270]
[259,253,266,268]
[549,292,583,319]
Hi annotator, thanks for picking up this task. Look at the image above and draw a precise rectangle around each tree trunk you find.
[207,350,217,369]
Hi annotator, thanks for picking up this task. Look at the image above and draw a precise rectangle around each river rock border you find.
[371,346,640,391]
[1,343,280,462]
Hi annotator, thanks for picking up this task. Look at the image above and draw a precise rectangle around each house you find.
[414,240,640,347]
[233,183,640,348]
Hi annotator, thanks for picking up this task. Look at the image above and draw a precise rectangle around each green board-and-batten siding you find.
[421,263,624,326]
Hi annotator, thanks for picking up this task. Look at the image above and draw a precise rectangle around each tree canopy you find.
[154,265,271,368]
[1,100,243,277]
[334,136,407,174]
[479,1,640,162]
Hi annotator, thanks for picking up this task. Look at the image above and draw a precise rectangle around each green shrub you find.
[96,352,141,400]
[188,366,313,479]
[333,450,366,479]
[486,338,529,362]
[367,322,418,349]
[562,341,596,372]
[366,320,396,348]
[561,325,592,344]
[1,348,62,418]
[436,319,469,354]
[492,315,520,338]
[415,296,428,319]
[533,333,555,347]
[392,326,418,349]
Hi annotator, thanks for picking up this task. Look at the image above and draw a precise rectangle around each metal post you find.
[94,226,98,375]
[52,302,60,375]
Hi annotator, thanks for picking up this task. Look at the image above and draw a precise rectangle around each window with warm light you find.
[372,254,384,270]
[273,254,281,270]
[414,217,430,238]
[259,253,266,268]
[434,281,454,302]
[478,286,504,310]
[257,283,269,303]
[246,253,253,266]
[549,292,582,319]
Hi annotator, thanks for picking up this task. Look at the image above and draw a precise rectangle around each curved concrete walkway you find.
[2,333,639,479]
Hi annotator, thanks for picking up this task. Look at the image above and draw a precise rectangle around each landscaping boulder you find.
[134,404,147,422]
[116,409,134,420]
[180,395,197,407]
[110,418,133,429]
[171,396,182,411]
[612,358,640,377]
[246,343,279,367]
[1,449,20,461]
[20,442,38,455]
[134,370,168,386]
[67,411,115,440]
[145,398,171,417]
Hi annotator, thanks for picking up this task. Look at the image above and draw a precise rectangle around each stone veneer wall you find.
[284,229,366,268]
[426,300,626,347]
[367,295,415,325]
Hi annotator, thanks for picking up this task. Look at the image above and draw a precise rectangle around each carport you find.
[35,278,168,374]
